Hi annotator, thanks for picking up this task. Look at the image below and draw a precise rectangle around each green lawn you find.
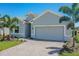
[60,52,79,56]
[0,40,23,51]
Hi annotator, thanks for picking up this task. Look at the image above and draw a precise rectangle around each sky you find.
[0,3,71,17]
[0,3,78,26]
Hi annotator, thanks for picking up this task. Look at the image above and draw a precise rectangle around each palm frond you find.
[12,17,19,24]
[59,16,71,23]
[0,17,4,21]
[59,6,73,15]
[10,24,17,30]
[72,3,78,10]
[67,22,74,29]
[75,15,79,23]
[3,15,11,22]
[74,7,79,15]
[0,22,3,28]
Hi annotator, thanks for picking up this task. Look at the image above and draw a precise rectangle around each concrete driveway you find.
[0,39,64,56]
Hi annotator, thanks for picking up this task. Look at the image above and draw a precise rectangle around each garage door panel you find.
[35,26,64,41]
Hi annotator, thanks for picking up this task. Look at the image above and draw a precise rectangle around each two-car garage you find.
[30,10,68,41]
[34,25,65,41]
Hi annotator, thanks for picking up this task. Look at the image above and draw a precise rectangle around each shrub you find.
[75,34,79,43]
[0,35,3,41]
[0,35,11,41]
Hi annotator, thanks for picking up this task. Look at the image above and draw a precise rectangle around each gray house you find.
[11,10,72,41]
[30,10,72,41]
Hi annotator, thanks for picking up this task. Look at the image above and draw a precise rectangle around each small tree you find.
[0,20,5,41]
[0,15,19,40]
[59,3,79,51]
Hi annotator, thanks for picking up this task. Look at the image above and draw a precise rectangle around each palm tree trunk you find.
[8,28,11,40]
[6,27,10,40]
[72,29,75,45]
[72,24,76,51]
[2,28,5,41]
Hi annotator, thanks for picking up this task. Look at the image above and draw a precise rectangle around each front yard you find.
[0,40,23,51]
[60,51,79,56]
[59,34,79,56]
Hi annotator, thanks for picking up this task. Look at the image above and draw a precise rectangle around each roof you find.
[24,12,38,22]
[29,10,63,23]
[27,13,37,17]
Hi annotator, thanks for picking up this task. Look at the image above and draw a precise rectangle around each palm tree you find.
[0,15,19,40]
[59,3,79,50]
[0,17,6,41]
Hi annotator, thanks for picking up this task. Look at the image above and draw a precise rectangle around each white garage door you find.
[35,26,64,41]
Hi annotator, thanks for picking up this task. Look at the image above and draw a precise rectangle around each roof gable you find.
[25,12,38,22]
[30,10,62,22]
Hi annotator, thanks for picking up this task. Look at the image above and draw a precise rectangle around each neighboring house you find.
[11,12,37,38]
[30,10,72,41]
[11,20,27,38]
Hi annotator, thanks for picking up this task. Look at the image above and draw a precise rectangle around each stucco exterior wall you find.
[11,21,28,38]
[31,11,72,40]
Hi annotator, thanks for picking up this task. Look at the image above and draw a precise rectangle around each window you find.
[15,26,19,33]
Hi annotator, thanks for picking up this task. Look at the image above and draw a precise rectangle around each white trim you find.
[29,10,62,23]
[34,25,65,27]
[33,25,66,41]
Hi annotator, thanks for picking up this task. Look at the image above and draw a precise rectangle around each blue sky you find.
[0,3,71,17]
[0,3,78,26]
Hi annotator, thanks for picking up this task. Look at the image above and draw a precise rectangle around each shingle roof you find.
[24,12,38,22]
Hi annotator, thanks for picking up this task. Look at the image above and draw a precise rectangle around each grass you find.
[60,51,79,56]
[0,40,23,51]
